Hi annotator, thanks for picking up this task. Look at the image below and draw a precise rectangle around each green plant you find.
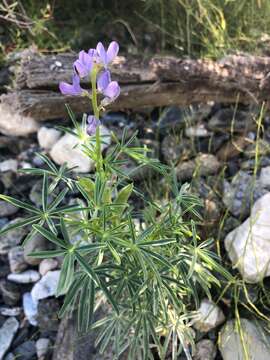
[0,41,230,359]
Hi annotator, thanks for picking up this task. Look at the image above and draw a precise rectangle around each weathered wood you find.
[1,50,270,129]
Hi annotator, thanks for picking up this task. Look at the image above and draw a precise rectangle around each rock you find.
[0,307,21,317]
[7,270,40,284]
[50,126,110,173]
[0,103,39,136]
[194,299,225,332]
[208,108,254,133]
[0,201,18,217]
[0,218,28,254]
[24,233,49,266]
[39,259,58,276]
[219,319,270,360]
[31,270,60,302]
[29,180,56,208]
[3,353,15,360]
[243,139,270,159]
[0,160,18,173]
[0,317,19,359]
[13,340,36,360]
[161,135,193,164]
[23,293,38,326]
[8,246,28,273]
[176,154,220,181]
[37,127,61,150]
[37,298,60,332]
[259,166,270,188]
[223,170,268,218]
[185,124,211,138]
[225,192,270,282]
[0,281,20,306]
[193,339,216,360]
[36,338,50,359]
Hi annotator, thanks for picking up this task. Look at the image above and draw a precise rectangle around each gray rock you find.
[24,233,49,266]
[161,135,193,164]
[185,124,211,138]
[243,139,270,159]
[31,270,60,302]
[225,192,270,282]
[50,126,110,173]
[259,166,270,188]
[13,340,36,360]
[223,170,268,218]
[193,339,216,360]
[39,258,58,276]
[0,201,18,217]
[176,153,220,181]
[7,270,40,284]
[23,293,38,326]
[0,160,18,173]
[208,108,254,133]
[219,319,270,360]
[194,299,225,332]
[0,307,21,317]
[36,338,50,359]
[37,298,60,332]
[37,127,61,150]
[0,317,19,359]
[0,281,20,306]
[3,353,15,360]
[0,218,28,254]
[8,246,27,273]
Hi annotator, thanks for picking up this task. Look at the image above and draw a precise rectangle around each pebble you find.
[31,270,60,302]
[0,218,28,255]
[0,280,20,306]
[36,338,50,359]
[24,233,49,266]
[8,246,28,273]
[259,166,270,188]
[0,317,19,359]
[185,124,211,138]
[7,270,40,284]
[13,340,36,360]
[0,307,21,317]
[0,201,18,217]
[194,339,217,360]
[0,159,18,173]
[194,299,225,332]
[37,127,61,150]
[39,258,58,276]
[23,293,38,326]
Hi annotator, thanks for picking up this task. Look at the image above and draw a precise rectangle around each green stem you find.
[90,67,102,175]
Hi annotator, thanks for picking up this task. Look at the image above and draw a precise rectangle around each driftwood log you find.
[1,49,270,135]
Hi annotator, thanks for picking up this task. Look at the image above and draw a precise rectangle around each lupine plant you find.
[0,41,230,360]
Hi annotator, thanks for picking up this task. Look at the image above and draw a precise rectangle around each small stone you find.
[50,126,110,173]
[208,108,254,133]
[37,298,60,332]
[225,192,270,282]
[176,153,220,181]
[0,159,18,173]
[194,339,217,360]
[23,293,38,326]
[4,353,15,360]
[185,124,210,138]
[31,270,60,302]
[13,340,36,360]
[39,259,58,276]
[219,319,270,360]
[8,246,28,273]
[0,307,21,317]
[37,127,61,150]
[259,166,270,188]
[194,299,225,332]
[0,317,19,359]
[7,270,40,284]
[161,135,193,164]
[0,218,28,254]
[24,233,49,266]
[36,338,50,359]
[0,201,18,217]
[0,281,20,306]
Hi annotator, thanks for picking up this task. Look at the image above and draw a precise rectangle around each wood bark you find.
[1,50,270,124]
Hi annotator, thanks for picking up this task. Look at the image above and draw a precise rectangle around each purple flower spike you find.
[59,74,83,96]
[87,115,100,136]
[97,70,111,93]
[74,50,93,78]
[96,41,119,68]
[103,81,120,100]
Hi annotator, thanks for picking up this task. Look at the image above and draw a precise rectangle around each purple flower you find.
[59,74,83,96]
[74,50,93,78]
[97,70,120,105]
[96,41,119,68]
[87,115,100,136]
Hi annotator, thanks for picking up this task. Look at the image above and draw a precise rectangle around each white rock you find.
[0,307,21,317]
[194,339,216,360]
[0,201,18,217]
[50,126,111,173]
[8,246,27,273]
[225,192,270,282]
[23,292,38,326]
[219,319,270,360]
[0,317,19,359]
[31,270,60,302]
[39,258,58,276]
[0,103,39,136]
[185,124,210,138]
[7,270,40,284]
[0,159,18,173]
[194,299,225,332]
[259,166,270,188]
[36,338,50,359]
[37,127,61,150]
